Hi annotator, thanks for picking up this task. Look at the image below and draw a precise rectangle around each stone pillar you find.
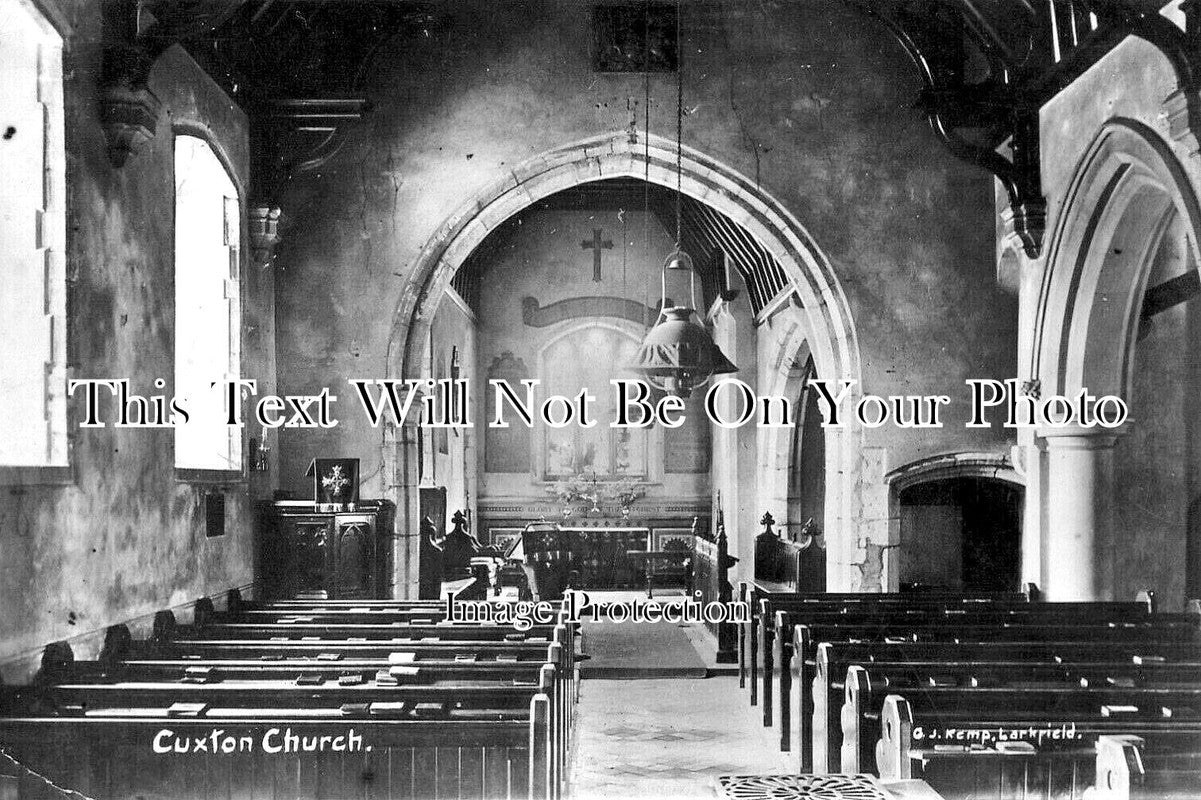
[1039,426,1121,600]
[1015,440,1043,590]
[383,419,423,599]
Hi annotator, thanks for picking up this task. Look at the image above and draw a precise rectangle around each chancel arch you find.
[1030,119,1201,604]
[385,132,863,594]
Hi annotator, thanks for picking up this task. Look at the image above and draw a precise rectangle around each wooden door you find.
[333,516,376,599]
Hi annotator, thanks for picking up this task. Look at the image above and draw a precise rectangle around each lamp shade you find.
[631,306,737,396]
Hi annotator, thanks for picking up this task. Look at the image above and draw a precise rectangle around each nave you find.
[2,558,1198,800]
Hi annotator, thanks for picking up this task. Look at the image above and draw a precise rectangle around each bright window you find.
[542,326,647,478]
[0,0,67,467]
[174,135,241,471]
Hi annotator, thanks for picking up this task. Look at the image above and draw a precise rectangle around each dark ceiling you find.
[109,0,1199,260]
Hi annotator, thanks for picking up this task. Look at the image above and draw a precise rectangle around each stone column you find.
[1015,440,1043,591]
[1039,426,1121,600]
[383,419,424,599]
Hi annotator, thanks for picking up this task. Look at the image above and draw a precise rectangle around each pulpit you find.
[259,499,395,599]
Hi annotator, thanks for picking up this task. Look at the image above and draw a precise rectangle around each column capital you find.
[249,205,284,269]
[1037,423,1125,448]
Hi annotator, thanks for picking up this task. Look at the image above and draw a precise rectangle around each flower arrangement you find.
[547,471,645,516]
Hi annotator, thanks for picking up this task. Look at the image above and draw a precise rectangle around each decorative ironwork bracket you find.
[857,3,1048,258]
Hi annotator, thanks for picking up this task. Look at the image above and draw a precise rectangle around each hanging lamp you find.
[631,3,737,397]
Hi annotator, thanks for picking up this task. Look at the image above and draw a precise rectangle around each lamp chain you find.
[675,0,683,250]
[643,0,653,330]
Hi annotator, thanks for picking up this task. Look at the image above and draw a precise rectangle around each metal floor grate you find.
[713,774,893,800]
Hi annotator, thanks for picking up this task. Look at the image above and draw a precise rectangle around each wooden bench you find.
[837,664,1201,776]
[0,698,556,800]
[1093,733,1201,800]
[877,694,1201,800]
[811,641,1201,773]
[0,594,580,800]
[770,609,1197,764]
[191,622,566,641]
[776,613,1199,770]
[737,585,1032,704]
[49,656,559,684]
[759,598,1160,727]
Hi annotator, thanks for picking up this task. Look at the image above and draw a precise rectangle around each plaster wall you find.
[471,207,709,505]
[0,5,271,675]
[274,0,1019,535]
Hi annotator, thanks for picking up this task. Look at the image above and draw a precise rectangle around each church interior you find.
[2,0,1201,798]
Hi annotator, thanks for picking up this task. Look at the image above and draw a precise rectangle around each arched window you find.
[0,0,67,469]
[788,356,825,534]
[539,325,647,478]
[174,135,241,472]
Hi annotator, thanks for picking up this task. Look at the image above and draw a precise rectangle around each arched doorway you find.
[887,454,1024,592]
[896,478,1023,592]
[383,132,865,594]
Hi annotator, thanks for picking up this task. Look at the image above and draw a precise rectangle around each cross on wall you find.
[581,228,614,282]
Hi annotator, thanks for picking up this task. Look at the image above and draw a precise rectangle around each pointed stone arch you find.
[382,131,863,593]
[1027,118,1201,600]
[1033,119,1201,400]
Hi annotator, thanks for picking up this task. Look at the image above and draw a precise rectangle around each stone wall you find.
[0,4,270,678]
[272,0,1019,589]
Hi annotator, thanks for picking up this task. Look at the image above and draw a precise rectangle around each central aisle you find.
[565,595,790,799]
[567,676,792,799]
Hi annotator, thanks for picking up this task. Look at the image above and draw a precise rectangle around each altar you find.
[505,524,655,591]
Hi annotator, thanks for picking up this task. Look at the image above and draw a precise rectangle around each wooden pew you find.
[138,638,560,659]
[243,599,447,608]
[781,616,1200,770]
[125,622,576,788]
[154,611,579,752]
[190,622,565,641]
[54,656,558,683]
[877,693,1201,800]
[1093,733,1201,800]
[768,605,1191,749]
[837,662,1201,775]
[738,585,1034,706]
[225,608,457,622]
[761,598,1161,731]
[0,684,557,800]
[0,597,579,800]
[739,578,1032,691]
[811,639,1201,772]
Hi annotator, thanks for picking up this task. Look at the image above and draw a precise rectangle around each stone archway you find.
[1034,120,1201,398]
[382,131,863,595]
[1028,119,1201,600]
[885,453,1023,593]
